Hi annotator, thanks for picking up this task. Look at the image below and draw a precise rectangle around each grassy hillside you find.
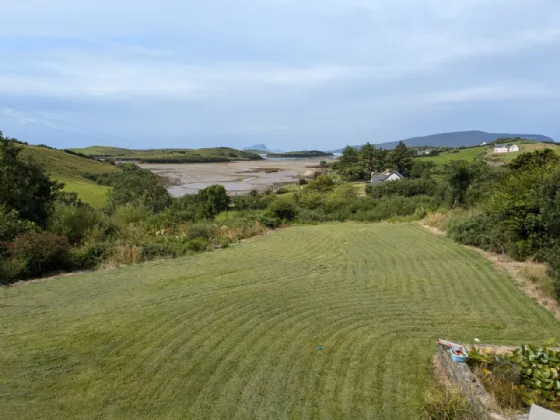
[68,146,131,157]
[488,141,560,163]
[2,223,558,419]
[69,146,264,163]
[21,145,119,207]
[416,145,488,165]
[417,141,560,166]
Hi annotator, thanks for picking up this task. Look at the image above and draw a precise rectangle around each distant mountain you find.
[243,144,269,151]
[332,131,554,152]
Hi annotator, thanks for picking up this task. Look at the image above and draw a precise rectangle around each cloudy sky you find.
[1,0,559,150]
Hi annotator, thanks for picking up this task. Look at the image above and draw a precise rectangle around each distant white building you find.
[370,170,405,185]
[493,144,520,153]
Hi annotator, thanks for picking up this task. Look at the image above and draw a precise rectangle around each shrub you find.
[10,231,71,279]
[306,174,335,192]
[369,178,439,199]
[186,237,209,252]
[48,203,105,245]
[109,244,144,265]
[422,388,475,420]
[447,214,496,249]
[259,211,281,228]
[70,243,111,270]
[0,206,36,242]
[186,223,216,241]
[112,204,153,226]
[141,242,185,260]
[269,199,297,221]
[546,249,560,299]
[0,259,26,285]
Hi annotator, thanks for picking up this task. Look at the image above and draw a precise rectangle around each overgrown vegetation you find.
[467,342,560,413]
[446,149,560,296]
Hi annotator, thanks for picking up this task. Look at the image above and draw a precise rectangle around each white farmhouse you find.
[493,144,520,153]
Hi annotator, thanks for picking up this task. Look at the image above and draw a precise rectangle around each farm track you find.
[2,223,559,419]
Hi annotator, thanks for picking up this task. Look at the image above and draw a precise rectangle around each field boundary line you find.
[419,221,560,321]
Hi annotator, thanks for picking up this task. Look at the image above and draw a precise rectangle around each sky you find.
[0,0,559,150]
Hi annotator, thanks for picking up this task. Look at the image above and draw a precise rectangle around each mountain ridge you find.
[332,130,554,152]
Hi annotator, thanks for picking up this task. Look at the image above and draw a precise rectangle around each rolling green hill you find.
[21,145,119,207]
[2,223,558,419]
[417,140,560,166]
[416,145,488,165]
[69,146,264,163]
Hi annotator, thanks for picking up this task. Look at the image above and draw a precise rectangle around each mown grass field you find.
[22,145,119,207]
[416,145,488,165]
[418,141,560,166]
[2,223,559,419]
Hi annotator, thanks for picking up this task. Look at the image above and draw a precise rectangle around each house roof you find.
[370,171,405,185]
[495,144,514,148]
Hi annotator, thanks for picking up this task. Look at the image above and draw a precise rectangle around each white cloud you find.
[1,0,560,147]
[421,81,555,104]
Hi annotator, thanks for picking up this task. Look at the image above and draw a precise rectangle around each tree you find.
[196,185,230,220]
[0,135,62,226]
[340,145,359,166]
[509,148,560,171]
[306,174,335,192]
[359,143,377,173]
[108,166,171,212]
[410,160,436,179]
[389,141,414,176]
[445,160,476,208]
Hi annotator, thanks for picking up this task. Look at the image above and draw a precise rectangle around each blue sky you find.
[1,0,559,150]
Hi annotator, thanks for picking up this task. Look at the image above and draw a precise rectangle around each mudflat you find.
[138,158,330,196]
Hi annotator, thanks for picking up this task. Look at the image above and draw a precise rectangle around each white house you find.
[493,144,520,153]
[370,170,405,185]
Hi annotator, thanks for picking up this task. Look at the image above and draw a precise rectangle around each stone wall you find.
[437,344,526,420]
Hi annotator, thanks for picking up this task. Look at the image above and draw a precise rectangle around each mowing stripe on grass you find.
[1,223,559,419]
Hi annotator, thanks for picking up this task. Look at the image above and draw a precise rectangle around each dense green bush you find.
[70,243,112,270]
[9,231,71,281]
[259,211,282,228]
[48,203,105,245]
[306,174,335,192]
[0,206,36,242]
[186,223,216,241]
[186,237,210,252]
[269,199,297,221]
[367,178,439,198]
